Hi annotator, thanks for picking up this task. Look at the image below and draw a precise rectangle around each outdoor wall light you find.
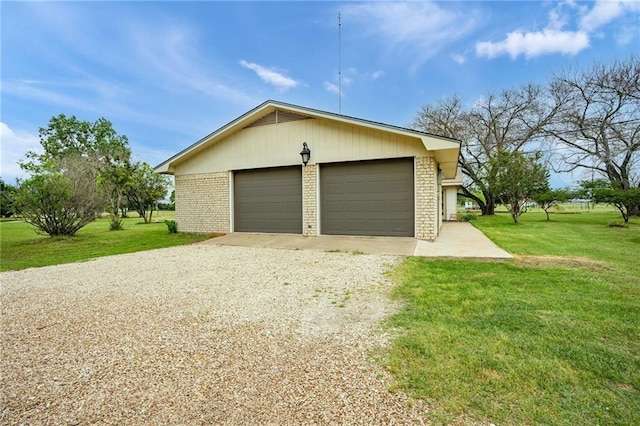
[300,142,311,166]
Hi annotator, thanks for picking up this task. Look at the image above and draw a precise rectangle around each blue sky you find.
[2,1,639,185]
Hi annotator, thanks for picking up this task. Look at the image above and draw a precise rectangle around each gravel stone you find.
[1,244,428,424]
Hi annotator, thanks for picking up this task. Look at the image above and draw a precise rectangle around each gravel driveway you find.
[1,243,427,424]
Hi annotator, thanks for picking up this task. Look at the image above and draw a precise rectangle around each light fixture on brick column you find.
[300,142,311,166]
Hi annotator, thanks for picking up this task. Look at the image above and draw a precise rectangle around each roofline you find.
[154,100,273,171]
[154,100,461,172]
[264,100,460,143]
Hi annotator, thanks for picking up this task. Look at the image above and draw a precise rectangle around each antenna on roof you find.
[338,11,342,114]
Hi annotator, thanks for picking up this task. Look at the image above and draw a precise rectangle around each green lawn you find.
[387,212,639,425]
[0,212,212,271]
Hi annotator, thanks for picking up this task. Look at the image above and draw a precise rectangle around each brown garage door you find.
[321,158,414,237]
[234,166,302,234]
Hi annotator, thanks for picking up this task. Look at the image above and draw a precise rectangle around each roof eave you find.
[153,100,462,176]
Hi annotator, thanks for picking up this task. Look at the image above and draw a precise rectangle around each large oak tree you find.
[412,85,557,215]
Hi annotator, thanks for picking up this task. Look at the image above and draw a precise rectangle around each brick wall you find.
[175,172,230,234]
[415,156,438,241]
[302,164,318,236]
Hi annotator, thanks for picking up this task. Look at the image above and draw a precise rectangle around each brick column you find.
[415,156,438,241]
[302,164,318,236]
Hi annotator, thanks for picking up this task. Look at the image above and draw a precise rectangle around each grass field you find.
[387,211,639,425]
[0,212,212,271]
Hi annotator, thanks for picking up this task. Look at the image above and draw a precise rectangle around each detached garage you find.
[155,100,460,242]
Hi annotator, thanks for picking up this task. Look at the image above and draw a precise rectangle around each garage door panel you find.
[321,158,414,237]
[234,167,302,234]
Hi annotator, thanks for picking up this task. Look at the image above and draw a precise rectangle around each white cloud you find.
[615,25,638,45]
[580,0,640,45]
[343,2,465,44]
[2,80,100,112]
[342,68,357,86]
[580,0,626,32]
[547,9,567,31]
[0,122,40,183]
[546,0,582,30]
[450,53,466,65]
[370,70,384,80]
[130,25,257,105]
[324,68,359,95]
[342,1,481,68]
[476,29,590,59]
[239,60,300,91]
[323,81,340,95]
[476,0,639,60]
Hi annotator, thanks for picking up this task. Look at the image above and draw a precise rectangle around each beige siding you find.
[415,156,438,241]
[174,118,429,175]
[175,172,230,233]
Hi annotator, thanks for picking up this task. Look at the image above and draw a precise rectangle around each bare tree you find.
[546,55,640,214]
[413,85,557,215]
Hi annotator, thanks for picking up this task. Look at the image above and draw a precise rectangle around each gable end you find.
[245,110,312,129]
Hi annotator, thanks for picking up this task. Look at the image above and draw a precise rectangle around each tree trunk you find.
[481,193,495,216]
[459,186,495,215]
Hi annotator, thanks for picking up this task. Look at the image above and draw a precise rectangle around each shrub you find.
[165,220,178,233]
[15,158,103,236]
[460,213,477,222]
[109,218,124,231]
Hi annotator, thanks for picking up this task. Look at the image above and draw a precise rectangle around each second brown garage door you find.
[234,166,302,234]
[321,158,414,237]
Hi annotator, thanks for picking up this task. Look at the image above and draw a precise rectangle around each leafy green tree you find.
[98,154,132,231]
[581,180,640,223]
[0,179,18,218]
[22,114,132,231]
[489,151,550,224]
[126,162,170,223]
[15,157,103,236]
[531,188,573,221]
